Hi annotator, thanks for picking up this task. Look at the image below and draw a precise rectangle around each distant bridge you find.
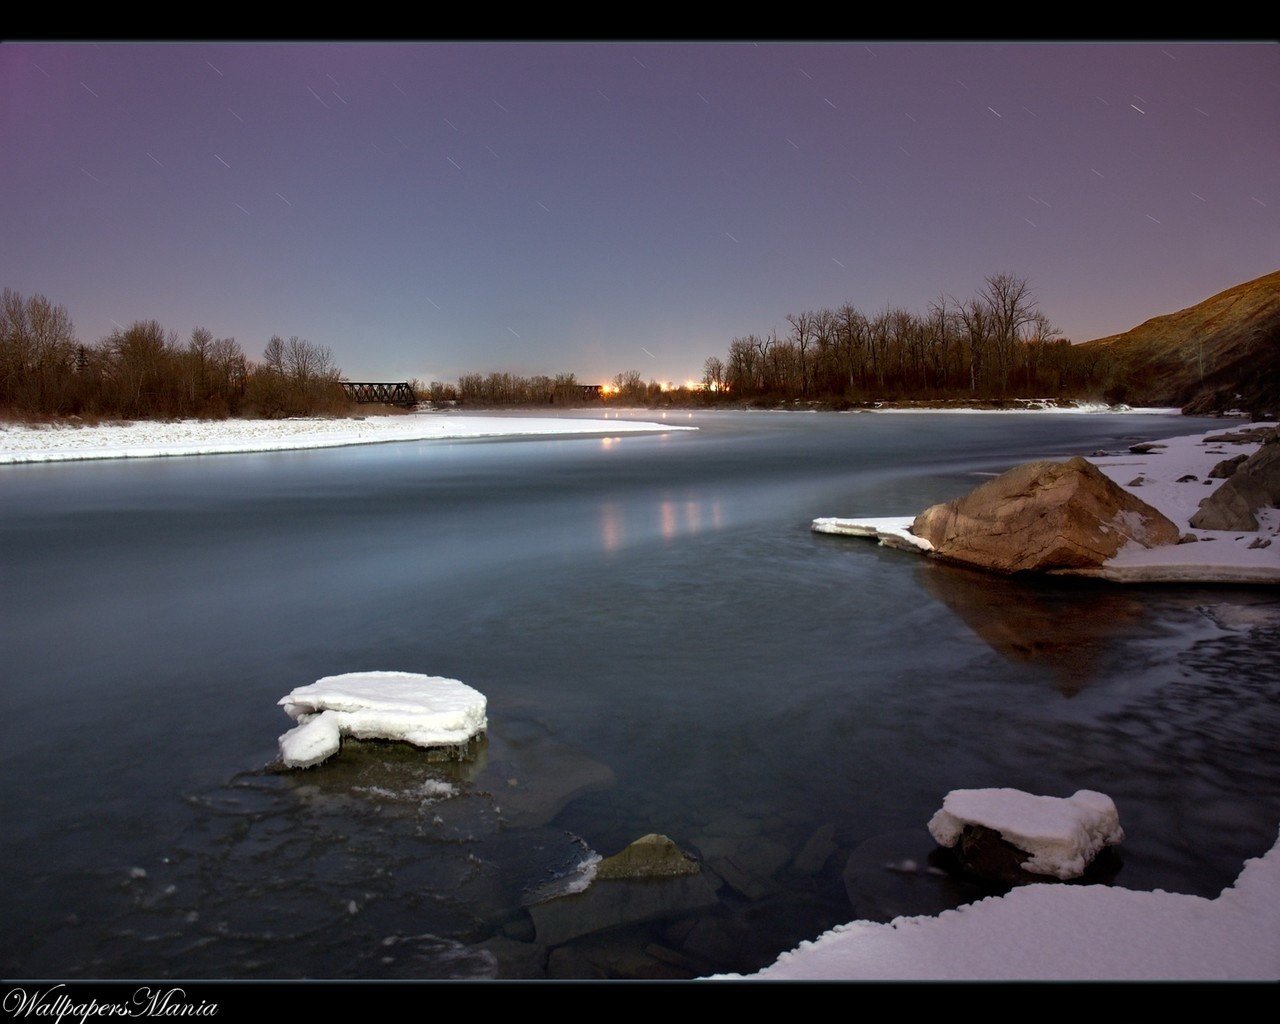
[340,381,418,407]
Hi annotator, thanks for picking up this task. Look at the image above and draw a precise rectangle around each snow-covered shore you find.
[865,402,1182,415]
[718,825,1280,981]
[812,422,1280,585]
[0,413,694,465]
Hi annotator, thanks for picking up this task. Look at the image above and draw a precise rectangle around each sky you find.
[2,41,1278,385]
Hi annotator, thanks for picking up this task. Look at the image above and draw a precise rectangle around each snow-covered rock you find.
[277,671,487,769]
[715,825,1280,981]
[928,788,1123,881]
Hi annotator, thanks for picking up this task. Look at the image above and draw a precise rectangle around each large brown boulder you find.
[912,456,1181,573]
[1189,435,1280,531]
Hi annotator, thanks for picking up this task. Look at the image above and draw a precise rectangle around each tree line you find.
[447,274,1123,409]
[4,272,1128,421]
[0,289,350,419]
[700,273,1113,403]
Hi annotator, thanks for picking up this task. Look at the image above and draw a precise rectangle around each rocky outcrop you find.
[1189,435,1280,531]
[911,457,1181,574]
[595,834,700,880]
[1209,454,1248,479]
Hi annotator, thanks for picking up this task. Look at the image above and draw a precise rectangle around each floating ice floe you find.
[928,788,1124,881]
[277,671,488,769]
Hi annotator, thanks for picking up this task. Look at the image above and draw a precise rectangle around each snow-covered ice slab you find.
[811,516,934,553]
[714,825,1280,981]
[928,788,1123,880]
[0,413,695,465]
[277,671,487,769]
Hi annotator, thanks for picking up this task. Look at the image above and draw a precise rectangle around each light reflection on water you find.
[1,410,1277,979]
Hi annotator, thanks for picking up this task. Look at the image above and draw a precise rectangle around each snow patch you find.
[0,413,694,465]
[277,671,487,769]
[927,788,1124,881]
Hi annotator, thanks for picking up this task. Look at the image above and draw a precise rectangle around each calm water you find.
[2,410,1278,979]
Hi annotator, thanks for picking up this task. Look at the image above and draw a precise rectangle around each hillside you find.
[1080,270,1280,414]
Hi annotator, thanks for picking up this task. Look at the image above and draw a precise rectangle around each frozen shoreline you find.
[812,422,1280,584]
[0,413,695,465]
[720,825,1280,981]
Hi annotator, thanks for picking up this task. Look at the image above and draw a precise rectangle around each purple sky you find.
[2,41,1277,384]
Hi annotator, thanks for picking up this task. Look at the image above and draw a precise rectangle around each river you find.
[2,409,1278,978]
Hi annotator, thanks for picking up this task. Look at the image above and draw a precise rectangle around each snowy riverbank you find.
[814,422,1280,584]
[719,824,1279,981]
[0,413,695,465]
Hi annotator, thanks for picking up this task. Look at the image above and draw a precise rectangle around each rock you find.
[678,915,743,967]
[595,834,699,880]
[1176,474,1199,483]
[1189,440,1280,531]
[940,824,1122,887]
[527,870,721,947]
[473,936,548,979]
[480,718,615,829]
[546,931,694,980]
[1249,537,1272,549]
[1128,442,1167,453]
[1209,453,1249,479]
[791,823,838,875]
[1127,477,1144,486]
[842,829,983,923]
[697,834,791,900]
[1205,427,1276,445]
[912,456,1182,574]
[1177,532,1199,544]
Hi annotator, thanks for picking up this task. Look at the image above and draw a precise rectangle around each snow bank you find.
[1084,422,1280,584]
[927,788,1123,880]
[277,671,487,769]
[868,403,1182,415]
[811,516,934,552]
[0,413,694,465]
[716,826,1280,981]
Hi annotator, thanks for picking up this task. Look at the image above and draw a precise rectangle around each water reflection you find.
[916,561,1148,695]
[599,497,726,552]
[600,502,623,552]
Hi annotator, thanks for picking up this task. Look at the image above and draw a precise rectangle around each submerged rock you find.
[912,457,1181,574]
[1189,438,1280,531]
[527,870,721,947]
[595,834,700,880]
[791,823,839,875]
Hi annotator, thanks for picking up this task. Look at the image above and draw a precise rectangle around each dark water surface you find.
[2,409,1278,979]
